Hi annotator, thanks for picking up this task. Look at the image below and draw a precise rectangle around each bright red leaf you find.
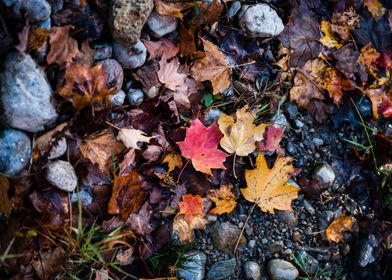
[257,125,285,153]
[177,119,227,174]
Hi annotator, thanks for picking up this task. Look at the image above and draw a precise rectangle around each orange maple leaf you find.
[326,211,355,243]
[178,194,203,223]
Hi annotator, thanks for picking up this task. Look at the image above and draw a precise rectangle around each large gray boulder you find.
[0,52,58,132]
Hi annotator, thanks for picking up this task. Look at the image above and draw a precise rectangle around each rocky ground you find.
[0,0,391,280]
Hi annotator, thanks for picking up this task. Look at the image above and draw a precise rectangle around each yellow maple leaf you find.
[320,21,342,49]
[218,106,267,156]
[326,211,355,243]
[207,185,237,215]
[241,154,298,213]
[172,214,208,243]
[162,152,183,173]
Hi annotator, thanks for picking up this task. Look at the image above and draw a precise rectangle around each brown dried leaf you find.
[155,0,194,19]
[326,211,355,243]
[143,39,178,61]
[0,175,11,216]
[47,26,80,65]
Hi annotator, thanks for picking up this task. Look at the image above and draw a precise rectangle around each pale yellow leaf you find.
[117,128,155,150]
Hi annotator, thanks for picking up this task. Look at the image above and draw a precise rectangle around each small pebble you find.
[127,88,144,106]
[146,11,177,38]
[113,40,147,69]
[45,160,78,192]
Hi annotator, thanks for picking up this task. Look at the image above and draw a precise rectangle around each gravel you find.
[206,258,236,280]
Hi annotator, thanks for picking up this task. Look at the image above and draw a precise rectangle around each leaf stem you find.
[233,153,237,179]
[234,202,256,253]
[177,159,190,183]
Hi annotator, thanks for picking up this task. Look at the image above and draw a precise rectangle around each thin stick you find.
[105,121,121,131]
[177,159,190,183]
[233,153,237,179]
[234,202,256,253]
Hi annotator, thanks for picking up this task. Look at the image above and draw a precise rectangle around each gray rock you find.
[228,1,241,19]
[2,0,51,22]
[111,90,126,106]
[178,251,207,280]
[211,222,246,252]
[45,160,78,192]
[357,234,382,267]
[0,129,31,175]
[94,43,113,60]
[312,138,324,146]
[267,259,299,280]
[0,52,58,132]
[204,108,222,126]
[48,137,67,160]
[147,11,177,38]
[271,113,288,128]
[110,0,154,45]
[303,200,316,215]
[243,261,261,280]
[294,120,303,129]
[113,40,147,69]
[239,4,284,38]
[70,185,93,207]
[127,88,144,106]
[207,258,236,280]
[268,241,284,254]
[98,59,124,91]
[248,239,256,249]
[276,210,298,227]
[294,251,319,275]
[313,163,336,188]
[285,103,298,119]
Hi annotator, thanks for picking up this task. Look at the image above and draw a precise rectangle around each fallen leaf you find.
[178,194,203,223]
[190,39,231,94]
[365,87,391,118]
[126,202,153,236]
[31,246,65,280]
[320,67,354,105]
[0,175,11,215]
[193,0,224,27]
[108,171,145,219]
[172,214,207,243]
[319,21,342,49]
[257,125,285,153]
[119,149,136,177]
[15,21,29,53]
[177,119,228,175]
[155,0,194,19]
[95,268,109,280]
[158,55,188,92]
[47,26,80,65]
[332,44,360,79]
[162,152,183,173]
[179,22,196,58]
[241,154,298,213]
[80,132,125,174]
[143,39,179,61]
[207,185,236,215]
[218,106,267,156]
[358,43,383,81]
[28,27,50,51]
[117,128,155,150]
[58,63,116,110]
[330,8,360,41]
[34,122,69,156]
[326,211,355,243]
[364,0,386,20]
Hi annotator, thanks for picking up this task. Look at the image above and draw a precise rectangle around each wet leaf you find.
[218,105,267,156]
[319,21,342,49]
[326,211,355,243]
[162,152,183,173]
[207,185,237,215]
[241,154,298,213]
[0,175,11,215]
[177,119,228,175]
[158,55,188,92]
[117,128,155,150]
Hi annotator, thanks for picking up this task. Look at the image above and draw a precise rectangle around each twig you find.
[234,202,256,253]
[177,159,190,183]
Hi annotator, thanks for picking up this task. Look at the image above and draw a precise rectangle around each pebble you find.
[239,4,284,38]
[313,163,336,188]
[0,129,31,175]
[268,241,284,254]
[99,59,124,91]
[267,259,299,280]
[206,258,236,280]
[146,11,177,38]
[271,113,288,128]
[70,185,93,207]
[228,1,241,19]
[286,142,296,154]
[204,108,222,126]
[243,261,261,280]
[4,0,51,22]
[294,251,319,275]
[285,103,298,119]
[312,138,324,146]
[113,40,147,69]
[248,239,256,249]
[48,137,67,160]
[93,43,113,61]
[211,222,246,252]
[282,249,292,255]
[356,234,381,267]
[127,88,144,106]
[276,211,298,227]
[261,238,268,244]
[178,251,207,280]
[206,214,217,222]
[111,90,126,106]
[303,200,316,215]
[0,52,58,132]
[293,231,301,242]
[110,0,154,45]
[45,160,78,192]
[294,120,304,129]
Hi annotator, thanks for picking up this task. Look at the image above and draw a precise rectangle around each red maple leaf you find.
[177,119,227,174]
[178,194,203,223]
[257,125,285,153]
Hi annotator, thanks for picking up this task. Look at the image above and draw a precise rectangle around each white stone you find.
[147,11,177,38]
[313,163,336,188]
[45,160,78,192]
[48,137,67,159]
[113,40,147,69]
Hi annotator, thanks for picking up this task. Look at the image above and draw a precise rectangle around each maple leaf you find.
[178,194,203,223]
[173,214,208,243]
[364,0,386,20]
[47,26,80,65]
[177,119,228,175]
[117,128,155,150]
[257,125,285,153]
[218,106,267,156]
[155,0,194,19]
[142,39,179,61]
[319,21,342,49]
[108,171,145,220]
[365,87,392,118]
[162,152,183,173]
[190,39,232,95]
[158,55,188,92]
[207,185,237,215]
[58,63,116,110]
[80,131,125,174]
[326,211,355,243]
[319,67,354,105]
[241,154,298,213]
[330,8,360,41]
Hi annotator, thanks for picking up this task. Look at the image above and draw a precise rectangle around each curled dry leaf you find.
[117,128,155,150]
[207,185,237,215]
[47,26,80,65]
[80,131,125,174]
[58,63,116,110]
[177,119,228,175]
[241,154,298,213]
[326,211,355,243]
[172,214,208,243]
[190,39,231,94]
[162,152,183,173]
[218,105,267,156]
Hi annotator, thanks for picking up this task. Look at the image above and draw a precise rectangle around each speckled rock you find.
[0,52,58,132]
[45,160,78,192]
[146,11,177,38]
[276,210,298,227]
[211,222,246,252]
[110,0,154,45]
[239,4,284,38]
[0,129,31,175]
[267,259,299,280]
[98,59,124,91]
[206,258,236,280]
[113,40,147,69]
[178,251,207,280]
[94,43,113,61]
[243,261,261,280]
[48,137,67,160]
[313,163,336,188]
